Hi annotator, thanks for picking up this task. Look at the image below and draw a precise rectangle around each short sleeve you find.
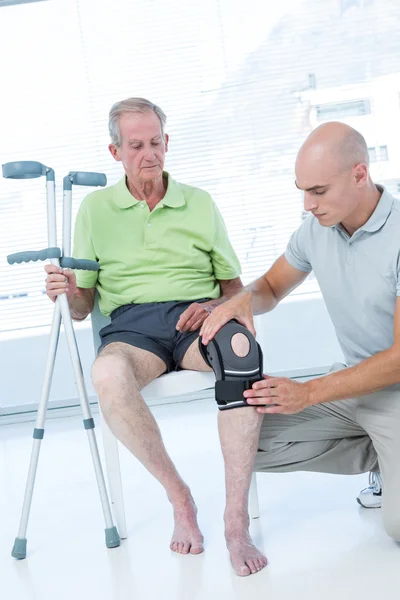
[210,202,242,280]
[397,253,400,296]
[72,200,99,289]
[285,217,313,273]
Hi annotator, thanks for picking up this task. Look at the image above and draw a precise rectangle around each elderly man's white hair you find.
[109,97,167,147]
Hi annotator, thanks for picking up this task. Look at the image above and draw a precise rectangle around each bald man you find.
[201,122,400,571]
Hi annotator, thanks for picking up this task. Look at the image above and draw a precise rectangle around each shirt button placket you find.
[347,240,354,265]
[145,219,153,244]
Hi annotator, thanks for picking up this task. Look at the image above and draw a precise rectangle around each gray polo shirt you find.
[285,186,400,367]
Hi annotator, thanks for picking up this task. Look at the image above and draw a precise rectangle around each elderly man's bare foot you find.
[226,533,267,576]
[225,514,267,576]
[170,493,204,555]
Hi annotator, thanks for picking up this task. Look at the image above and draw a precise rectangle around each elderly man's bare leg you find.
[179,337,213,371]
[92,342,204,555]
[218,408,267,576]
[180,337,266,575]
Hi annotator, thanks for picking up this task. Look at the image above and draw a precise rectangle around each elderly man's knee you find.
[200,320,262,412]
[92,351,138,393]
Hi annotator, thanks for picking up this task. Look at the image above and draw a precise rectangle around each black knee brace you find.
[199,320,263,410]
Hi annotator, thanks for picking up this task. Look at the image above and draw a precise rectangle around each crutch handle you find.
[64,172,107,189]
[7,248,61,265]
[60,257,100,271]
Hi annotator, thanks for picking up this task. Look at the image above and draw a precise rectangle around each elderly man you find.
[201,121,399,569]
[45,98,266,573]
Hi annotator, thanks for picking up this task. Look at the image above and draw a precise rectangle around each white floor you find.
[1,399,399,600]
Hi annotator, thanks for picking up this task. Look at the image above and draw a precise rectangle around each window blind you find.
[1,0,400,333]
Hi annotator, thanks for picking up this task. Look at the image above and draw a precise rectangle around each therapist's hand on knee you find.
[200,291,255,345]
[44,265,77,303]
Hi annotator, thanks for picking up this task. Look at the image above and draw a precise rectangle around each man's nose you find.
[304,193,318,212]
[143,147,156,161]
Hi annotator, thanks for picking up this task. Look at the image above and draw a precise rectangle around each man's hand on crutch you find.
[44,265,95,321]
[45,265,77,303]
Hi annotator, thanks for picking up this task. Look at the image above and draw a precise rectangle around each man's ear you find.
[109,143,121,162]
[164,133,169,153]
[353,163,368,187]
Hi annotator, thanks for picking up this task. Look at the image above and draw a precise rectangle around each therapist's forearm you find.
[307,346,400,404]
[244,276,279,315]
[209,276,278,316]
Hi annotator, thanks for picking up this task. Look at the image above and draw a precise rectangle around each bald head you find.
[297,122,369,172]
[295,122,375,230]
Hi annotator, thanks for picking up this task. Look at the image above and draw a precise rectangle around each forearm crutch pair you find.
[3,161,120,559]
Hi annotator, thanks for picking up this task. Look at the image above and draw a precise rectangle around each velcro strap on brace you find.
[199,320,263,411]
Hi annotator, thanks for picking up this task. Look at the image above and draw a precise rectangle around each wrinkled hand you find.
[244,375,313,414]
[176,302,213,332]
[44,265,77,303]
[199,291,255,345]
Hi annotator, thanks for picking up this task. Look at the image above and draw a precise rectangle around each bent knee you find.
[384,522,400,542]
[383,512,400,542]
[92,353,138,392]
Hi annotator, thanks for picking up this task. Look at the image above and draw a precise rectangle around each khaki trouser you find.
[255,364,400,541]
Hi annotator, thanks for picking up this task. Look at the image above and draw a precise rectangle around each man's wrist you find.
[205,298,224,312]
[305,376,334,406]
[305,379,318,406]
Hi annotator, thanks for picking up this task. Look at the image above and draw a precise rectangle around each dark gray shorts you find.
[99,298,211,372]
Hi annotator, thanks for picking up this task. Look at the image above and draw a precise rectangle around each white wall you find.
[0,293,343,417]
[0,321,97,414]
[255,293,343,375]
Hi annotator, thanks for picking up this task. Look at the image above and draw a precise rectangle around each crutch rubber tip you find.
[11,537,27,559]
[105,526,120,548]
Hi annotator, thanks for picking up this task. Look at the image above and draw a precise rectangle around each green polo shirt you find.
[73,172,241,316]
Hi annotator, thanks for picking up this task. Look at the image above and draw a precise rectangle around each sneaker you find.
[356,472,382,508]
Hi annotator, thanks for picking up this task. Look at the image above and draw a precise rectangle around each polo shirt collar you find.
[332,185,394,234]
[112,171,185,209]
[359,185,394,232]
[161,172,186,208]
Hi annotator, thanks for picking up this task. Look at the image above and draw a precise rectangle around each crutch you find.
[2,160,120,559]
